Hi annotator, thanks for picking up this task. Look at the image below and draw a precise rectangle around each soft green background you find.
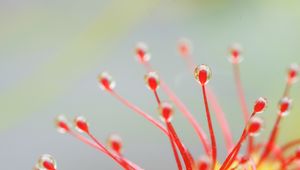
[0,0,299,169]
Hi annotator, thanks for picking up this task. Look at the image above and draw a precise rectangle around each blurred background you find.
[0,0,299,169]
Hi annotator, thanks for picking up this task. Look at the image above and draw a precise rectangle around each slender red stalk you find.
[69,131,101,150]
[151,90,182,170]
[185,55,195,73]
[120,156,131,170]
[167,122,193,170]
[281,155,298,169]
[181,54,233,153]
[201,85,217,170]
[186,150,195,168]
[220,111,256,170]
[181,54,196,73]
[87,132,133,170]
[232,64,258,157]
[257,114,283,167]
[168,133,183,170]
[272,145,286,168]
[153,90,161,104]
[177,39,195,73]
[283,83,291,97]
[206,88,234,153]
[228,156,257,170]
[220,129,248,170]
[232,64,249,124]
[141,62,210,155]
[283,73,294,97]
[220,132,245,170]
[161,80,211,155]
[257,67,294,167]
[70,130,135,169]
[281,139,300,152]
[109,90,168,135]
[248,136,254,155]
[68,130,140,170]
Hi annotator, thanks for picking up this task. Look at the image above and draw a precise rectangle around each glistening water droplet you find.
[135,42,151,63]
[158,102,174,123]
[38,154,57,170]
[278,97,292,117]
[194,65,212,86]
[74,116,89,133]
[248,117,263,137]
[55,115,70,134]
[107,134,123,154]
[98,72,116,91]
[144,72,160,91]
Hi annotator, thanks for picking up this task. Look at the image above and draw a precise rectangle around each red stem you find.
[182,54,196,73]
[142,62,210,155]
[168,129,183,170]
[232,64,259,158]
[186,150,195,168]
[181,56,233,153]
[220,129,248,170]
[283,83,291,97]
[271,145,286,169]
[248,136,254,155]
[201,85,217,170]
[281,139,300,152]
[167,122,193,170]
[69,131,141,169]
[257,114,282,167]
[87,133,133,170]
[281,154,297,169]
[233,64,249,124]
[69,131,101,150]
[220,111,256,170]
[68,130,138,170]
[153,90,161,104]
[162,80,210,155]
[69,131,143,169]
[257,70,295,167]
[109,90,168,135]
[152,89,182,170]
[207,88,234,153]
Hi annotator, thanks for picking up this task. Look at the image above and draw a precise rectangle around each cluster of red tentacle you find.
[36,40,299,170]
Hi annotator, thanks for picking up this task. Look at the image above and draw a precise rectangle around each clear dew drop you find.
[98,72,116,91]
[253,97,267,113]
[288,63,299,83]
[228,43,243,64]
[158,102,174,123]
[178,38,192,57]
[55,115,70,134]
[107,134,123,154]
[74,116,89,133]
[248,117,264,137]
[194,65,212,85]
[135,42,151,63]
[38,154,57,170]
[278,97,292,117]
[144,72,160,91]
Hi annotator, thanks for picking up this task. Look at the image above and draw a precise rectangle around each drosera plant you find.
[35,39,300,170]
